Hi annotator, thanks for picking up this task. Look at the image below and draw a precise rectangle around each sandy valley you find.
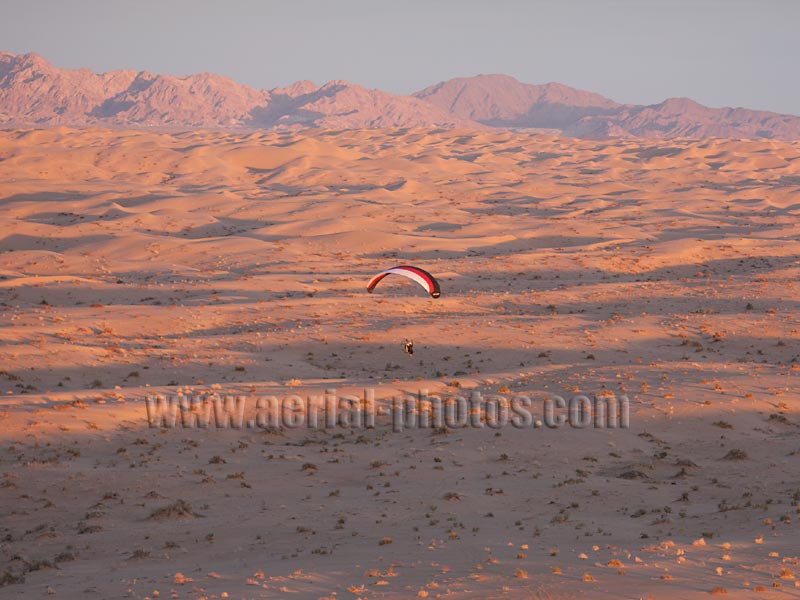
[0,127,798,598]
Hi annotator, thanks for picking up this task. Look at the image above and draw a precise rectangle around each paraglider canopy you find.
[367,265,441,298]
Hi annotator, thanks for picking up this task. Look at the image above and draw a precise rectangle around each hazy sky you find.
[3,0,798,115]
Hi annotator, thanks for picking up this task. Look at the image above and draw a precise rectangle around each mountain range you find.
[2,51,798,139]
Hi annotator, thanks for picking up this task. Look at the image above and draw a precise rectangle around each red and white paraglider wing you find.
[366,265,441,298]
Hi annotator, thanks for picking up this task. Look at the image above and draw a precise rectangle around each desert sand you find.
[0,127,798,599]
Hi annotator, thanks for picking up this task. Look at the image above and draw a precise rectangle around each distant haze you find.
[3,0,798,115]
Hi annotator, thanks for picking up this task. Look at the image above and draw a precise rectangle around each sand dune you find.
[0,128,798,599]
